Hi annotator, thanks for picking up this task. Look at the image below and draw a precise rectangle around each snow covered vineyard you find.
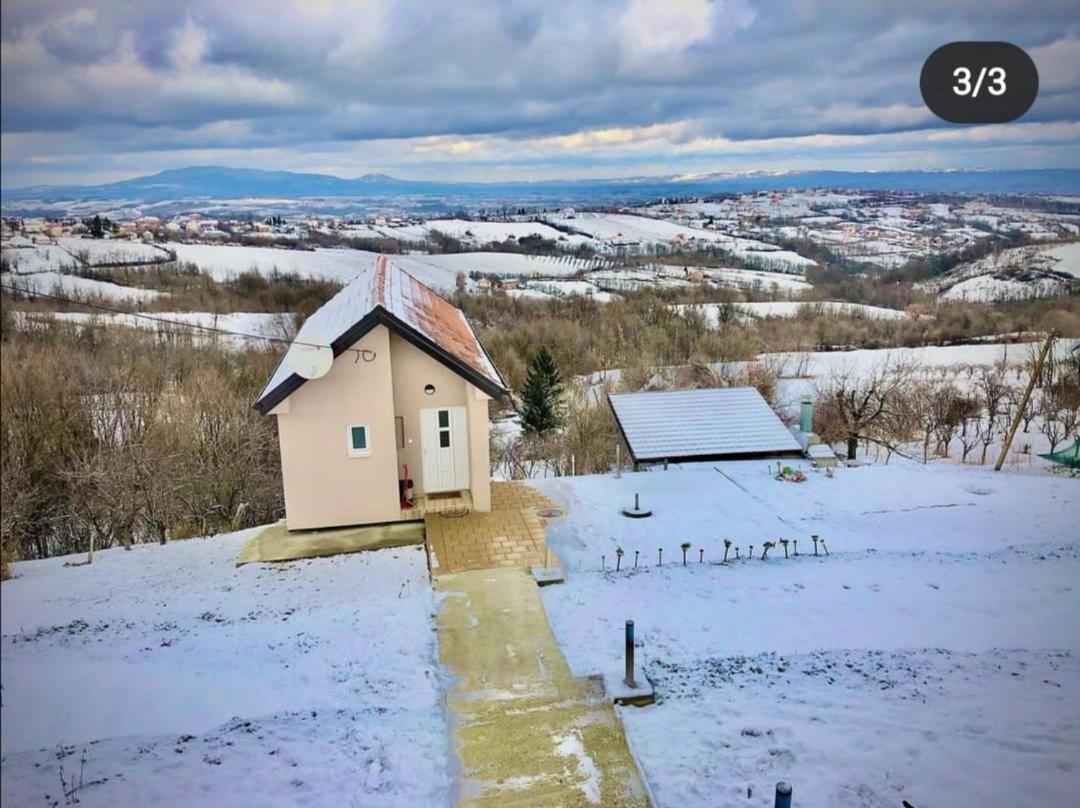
[2,459,1078,806]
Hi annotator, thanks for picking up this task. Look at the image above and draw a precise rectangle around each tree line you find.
[1,308,283,571]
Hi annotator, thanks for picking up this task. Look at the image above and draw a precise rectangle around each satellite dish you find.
[286,332,333,379]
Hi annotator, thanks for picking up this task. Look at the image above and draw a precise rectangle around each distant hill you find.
[2,165,1077,214]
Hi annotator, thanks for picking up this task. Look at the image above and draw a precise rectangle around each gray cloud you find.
[2,0,1078,185]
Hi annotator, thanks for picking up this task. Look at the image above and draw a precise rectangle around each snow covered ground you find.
[765,338,1079,418]
[167,243,594,289]
[56,238,172,266]
[920,242,1080,302]
[1,244,82,274]
[1,270,164,302]
[409,251,596,278]
[545,213,815,270]
[410,219,595,249]
[530,279,619,302]
[168,243,379,284]
[674,301,908,327]
[1,239,171,274]
[1,531,448,806]
[533,461,1080,807]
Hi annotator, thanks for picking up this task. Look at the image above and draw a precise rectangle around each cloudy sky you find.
[2,0,1078,187]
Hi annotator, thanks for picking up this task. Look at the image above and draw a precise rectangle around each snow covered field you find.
[412,219,595,249]
[167,243,594,289]
[546,213,815,270]
[1,239,171,274]
[684,266,811,293]
[674,301,908,327]
[411,251,595,278]
[765,338,1079,418]
[1,270,164,302]
[529,279,619,301]
[168,243,379,283]
[1,532,448,806]
[533,461,1080,807]
[1,244,82,274]
[56,238,172,266]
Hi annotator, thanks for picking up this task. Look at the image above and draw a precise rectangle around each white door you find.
[420,406,470,493]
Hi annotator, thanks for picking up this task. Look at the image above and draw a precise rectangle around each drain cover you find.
[536,507,564,518]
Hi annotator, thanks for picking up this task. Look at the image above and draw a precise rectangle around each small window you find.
[347,424,370,456]
[438,409,450,429]
[439,430,451,448]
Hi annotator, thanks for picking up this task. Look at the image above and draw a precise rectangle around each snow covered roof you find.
[608,387,802,463]
[255,256,507,413]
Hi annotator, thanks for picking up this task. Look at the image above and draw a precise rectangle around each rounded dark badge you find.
[920,42,1038,124]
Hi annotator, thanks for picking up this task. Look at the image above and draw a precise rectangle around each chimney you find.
[800,399,814,434]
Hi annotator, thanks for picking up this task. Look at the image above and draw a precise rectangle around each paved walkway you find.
[425,482,561,574]
[436,567,650,807]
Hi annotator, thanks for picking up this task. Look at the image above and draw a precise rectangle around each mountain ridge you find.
[3,165,1077,210]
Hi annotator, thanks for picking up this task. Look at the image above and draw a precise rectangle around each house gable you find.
[254,257,509,415]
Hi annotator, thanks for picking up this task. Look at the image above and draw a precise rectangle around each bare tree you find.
[1037,396,1066,454]
[813,358,921,460]
[957,415,981,463]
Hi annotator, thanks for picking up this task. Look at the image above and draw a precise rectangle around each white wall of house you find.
[272,325,400,530]
[272,324,493,531]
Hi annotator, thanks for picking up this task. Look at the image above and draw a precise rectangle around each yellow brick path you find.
[437,567,650,807]
[425,481,561,575]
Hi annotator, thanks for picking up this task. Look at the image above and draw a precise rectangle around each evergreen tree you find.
[90,214,105,239]
[519,346,564,437]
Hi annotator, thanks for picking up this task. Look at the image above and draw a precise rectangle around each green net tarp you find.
[1039,438,1080,469]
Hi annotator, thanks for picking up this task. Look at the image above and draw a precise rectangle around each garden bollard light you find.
[812,535,819,556]
[634,550,639,568]
[793,539,798,556]
[624,620,636,688]
[781,539,789,559]
[657,548,663,566]
[735,547,740,560]
[616,547,624,571]
[723,539,731,563]
[699,548,704,563]
[821,538,829,556]
[749,545,754,559]
[775,781,792,808]
[602,555,605,570]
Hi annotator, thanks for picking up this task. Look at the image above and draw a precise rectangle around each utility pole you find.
[995,331,1055,472]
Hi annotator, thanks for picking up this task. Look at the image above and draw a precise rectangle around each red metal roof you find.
[255,255,506,412]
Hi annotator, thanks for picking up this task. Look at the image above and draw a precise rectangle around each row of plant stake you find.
[601,535,830,571]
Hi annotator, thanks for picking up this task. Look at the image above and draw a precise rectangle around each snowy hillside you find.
[920,242,1080,302]
[1,270,164,303]
[545,212,816,270]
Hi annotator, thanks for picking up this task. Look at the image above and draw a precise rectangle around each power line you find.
[0,281,373,360]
